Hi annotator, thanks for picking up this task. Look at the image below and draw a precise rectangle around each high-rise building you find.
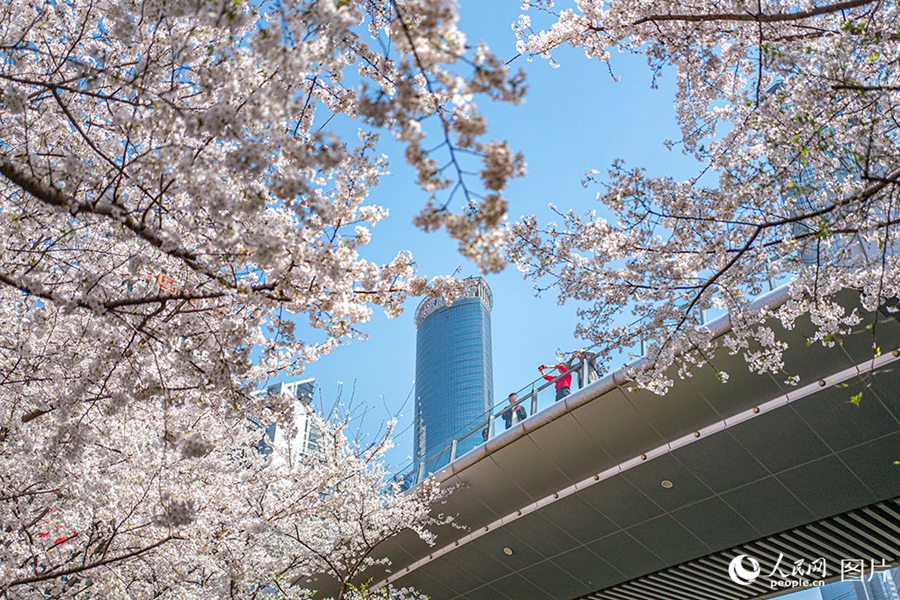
[822,567,900,600]
[414,277,493,474]
[250,378,320,458]
[822,580,866,600]
[871,570,900,600]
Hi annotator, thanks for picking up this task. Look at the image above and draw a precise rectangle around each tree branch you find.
[633,0,876,25]
[833,84,900,91]
[0,155,234,286]
[5,535,183,588]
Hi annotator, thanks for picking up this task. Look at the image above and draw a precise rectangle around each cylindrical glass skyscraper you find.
[414,278,493,475]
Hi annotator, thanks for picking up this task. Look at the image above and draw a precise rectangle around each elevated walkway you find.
[327,289,900,599]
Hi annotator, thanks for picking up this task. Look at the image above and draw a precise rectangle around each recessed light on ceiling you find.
[661,479,674,489]
[503,547,514,556]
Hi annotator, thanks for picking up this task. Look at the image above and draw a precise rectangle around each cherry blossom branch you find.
[0,156,267,294]
[0,262,275,311]
[833,84,900,91]
[633,0,877,25]
[390,0,473,209]
[0,156,201,266]
[4,535,183,589]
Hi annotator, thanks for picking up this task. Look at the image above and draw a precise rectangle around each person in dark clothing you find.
[539,363,572,401]
[501,392,527,429]
[574,350,601,387]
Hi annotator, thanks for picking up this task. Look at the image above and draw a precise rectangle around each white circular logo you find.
[728,554,761,586]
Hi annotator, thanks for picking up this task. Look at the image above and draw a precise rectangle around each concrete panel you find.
[586,531,666,578]
[468,527,545,573]
[526,412,615,482]
[570,388,666,464]
[550,547,623,591]
[626,514,711,565]
[539,494,619,545]
[578,475,665,529]
[838,432,900,498]
[729,406,832,473]
[672,431,770,494]
[791,382,900,453]
[443,462,532,523]
[492,572,556,600]
[721,476,816,537]
[622,453,716,513]
[776,454,877,519]
[520,560,594,598]
[504,511,582,560]
[671,496,761,552]
[626,383,722,442]
[489,436,570,502]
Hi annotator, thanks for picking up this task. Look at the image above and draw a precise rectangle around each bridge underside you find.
[342,294,900,600]
[584,497,900,600]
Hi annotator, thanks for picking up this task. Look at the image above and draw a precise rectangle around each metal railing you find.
[393,354,604,488]
[392,300,740,490]
[393,335,638,488]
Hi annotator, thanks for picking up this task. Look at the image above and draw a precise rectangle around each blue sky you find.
[294,7,832,600]
[300,2,701,466]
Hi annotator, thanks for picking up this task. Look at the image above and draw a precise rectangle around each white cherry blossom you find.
[509,0,900,391]
[0,0,521,597]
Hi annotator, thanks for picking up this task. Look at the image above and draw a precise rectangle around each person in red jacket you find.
[539,363,571,401]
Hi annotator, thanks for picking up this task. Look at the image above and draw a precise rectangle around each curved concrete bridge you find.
[327,289,900,599]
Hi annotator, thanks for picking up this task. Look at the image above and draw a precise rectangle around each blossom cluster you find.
[0,0,517,596]
[508,0,900,391]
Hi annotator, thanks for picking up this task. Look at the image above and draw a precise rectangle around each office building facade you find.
[250,378,320,458]
[414,278,493,474]
[822,567,900,600]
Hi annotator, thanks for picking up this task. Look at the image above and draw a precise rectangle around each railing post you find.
[416,461,425,484]
[700,309,708,325]
[487,414,494,439]
[530,388,537,416]
[449,439,458,463]
[639,336,646,356]
[580,356,587,389]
